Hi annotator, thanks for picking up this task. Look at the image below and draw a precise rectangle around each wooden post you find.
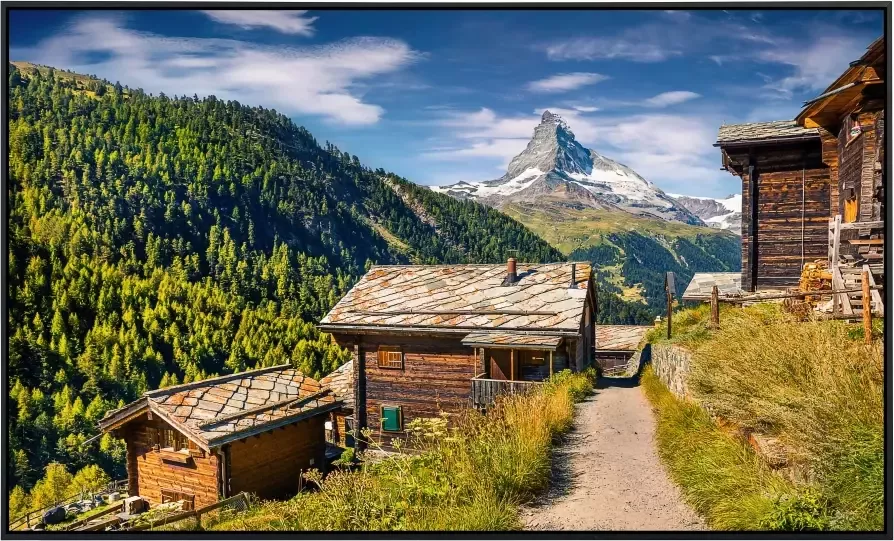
[510,349,516,381]
[549,350,554,377]
[710,286,720,328]
[666,291,673,339]
[862,270,872,344]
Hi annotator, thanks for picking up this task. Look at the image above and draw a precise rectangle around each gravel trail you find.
[522,377,706,531]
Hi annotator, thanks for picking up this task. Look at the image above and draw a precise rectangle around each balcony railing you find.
[471,375,543,409]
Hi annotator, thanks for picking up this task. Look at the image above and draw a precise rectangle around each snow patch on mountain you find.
[668,193,742,234]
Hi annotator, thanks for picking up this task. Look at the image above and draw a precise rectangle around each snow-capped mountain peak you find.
[433,111,702,225]
[667,193,742,234]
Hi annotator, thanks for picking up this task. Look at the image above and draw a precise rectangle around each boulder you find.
[123,496,147,515]
[42,506,67,525]
[107,492,121,502]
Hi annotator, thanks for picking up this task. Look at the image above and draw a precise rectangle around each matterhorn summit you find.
[433,111,701,225]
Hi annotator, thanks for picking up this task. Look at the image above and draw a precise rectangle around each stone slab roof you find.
[716,120,818,145]
[319,263,592,335]
[99,365,339,449]
[461,332,563,350]
[320,361,354,411]
[595,325,651,352]
[682,272,743,301]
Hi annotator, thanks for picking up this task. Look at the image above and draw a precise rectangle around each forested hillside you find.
[6,63,568,494]
[570,231,741,313]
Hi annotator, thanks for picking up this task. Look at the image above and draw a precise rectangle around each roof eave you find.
[713,134,820,148]
[317,323,581,337]
[205,402,342,448]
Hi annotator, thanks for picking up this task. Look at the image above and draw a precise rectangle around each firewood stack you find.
[784,260,833,319]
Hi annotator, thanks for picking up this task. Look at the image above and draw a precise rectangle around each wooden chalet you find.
[97,365,340,508]
[715,120,830,290]
[796,37,885,316]
[317,258,597,447]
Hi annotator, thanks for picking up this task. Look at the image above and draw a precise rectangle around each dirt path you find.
[522,377,706,531]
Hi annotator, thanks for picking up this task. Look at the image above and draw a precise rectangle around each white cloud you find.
[423,138,530,164]
[12,15,419,125]
[202,10,318,36]
[758,34,869,98]
[545,37,675,63]
[543,12,778,64]
[525,72,608,93]
[643,91,701,108]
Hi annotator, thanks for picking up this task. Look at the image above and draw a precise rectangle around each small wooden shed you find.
[594,325,651,375]
[98,365,340,507]
[715,121,831,290]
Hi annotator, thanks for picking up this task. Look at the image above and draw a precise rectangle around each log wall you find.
[359,334,476,446]
[124,414,220,509]
[729,141,831,290]
[227,415,327,500]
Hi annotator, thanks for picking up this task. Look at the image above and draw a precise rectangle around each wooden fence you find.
[9,478,129,531]
[701,281,882,345]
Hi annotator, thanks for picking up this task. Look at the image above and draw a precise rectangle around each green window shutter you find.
[380,406,402,432]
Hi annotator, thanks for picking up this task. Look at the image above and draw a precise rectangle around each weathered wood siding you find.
[754,167,831,285]
[124,414,219,509]
[227,416,326,500]
[729,141,831,290]
[361,334,476,445]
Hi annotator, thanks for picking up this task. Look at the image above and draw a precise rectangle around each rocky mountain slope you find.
[434,111,702,225]
[433,110,742,310]
[669,193,742,234]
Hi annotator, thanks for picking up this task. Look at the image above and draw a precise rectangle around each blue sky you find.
[9,8,883,197]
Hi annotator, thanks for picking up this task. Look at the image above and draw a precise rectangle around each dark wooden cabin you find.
[318,259,597,448]
[97,365,340,507]
[715,120,831,290]
[796,36,885,313]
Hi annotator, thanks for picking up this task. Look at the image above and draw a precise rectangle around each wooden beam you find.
[862,270,872,345]
[549,350,554,378]
[748,162,758,292]
[710,286,720,328]
[864,265,884,317]
[510,349,516,381]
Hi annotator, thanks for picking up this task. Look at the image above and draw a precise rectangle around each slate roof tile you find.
[716,120,818,145]
[319,262,592,334]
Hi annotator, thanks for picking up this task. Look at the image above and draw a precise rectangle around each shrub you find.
[759,488,832,531]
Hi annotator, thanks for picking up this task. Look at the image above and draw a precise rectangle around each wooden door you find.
[489,350,511,380]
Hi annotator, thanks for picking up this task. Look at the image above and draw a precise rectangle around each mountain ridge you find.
[668,193,743,234]
[433,110,703,225]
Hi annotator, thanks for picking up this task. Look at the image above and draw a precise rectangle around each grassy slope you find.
[501,202,722,255]
[209,371,594,531]
[644,304,884,531]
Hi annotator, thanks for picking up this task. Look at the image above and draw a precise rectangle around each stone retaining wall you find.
[649,343,692,399]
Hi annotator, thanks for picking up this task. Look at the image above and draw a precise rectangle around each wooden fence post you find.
[862,270,872,344]
[710,286,720,328]
[666,291,672,339]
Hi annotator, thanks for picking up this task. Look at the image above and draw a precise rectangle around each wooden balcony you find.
[471,375,543,409]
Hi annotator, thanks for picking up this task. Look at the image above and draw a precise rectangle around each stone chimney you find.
[570,263,577,289]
